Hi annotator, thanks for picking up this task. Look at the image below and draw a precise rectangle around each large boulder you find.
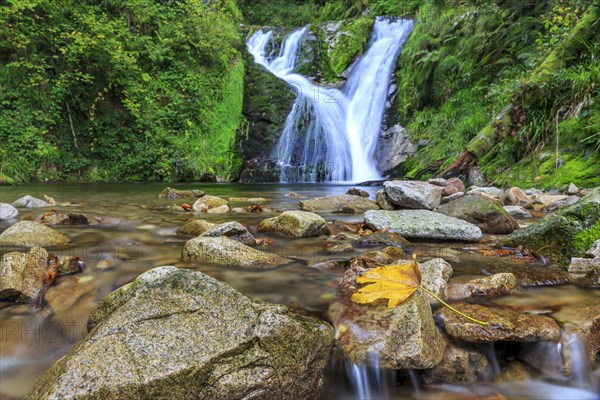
[504,187,600,265]
[0,221,69,247]
[0,246,47,303]
[568,258,600,287]
[11,195,50,208]
[383,181,444,210]
[29,266,334,399]
[437,194,519,234]
[364,210,482,241]
[374,125,416,176]
[257,211,329,238]
[299,195,379,214]
[436,302,560,342]
[0,203,18,220]
[182,236,288,269]
[329,259,446,369]
[200,221,256,246]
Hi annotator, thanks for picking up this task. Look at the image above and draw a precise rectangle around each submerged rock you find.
[436,302,560,342]
[44,276,95,314]
[329,261,446,369]
[383,180,443,210]
[504,187,600,265]
[0,246,47,303]
[299,194,379,214]
[437,194,519,234]
[176,219,215,236]
[182,236,288,269]
[205,204,231,214]
[257,210,330,238]
[40,211,101,226]
[0,221,69,247]
[199,221,255,246]
[29,266,334,399]
[0,203,18,220]
[158,187,205,199]
[364,210,482,241]
[11,195,50,208]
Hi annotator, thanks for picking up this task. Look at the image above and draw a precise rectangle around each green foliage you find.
[0,0,244,182]
[238,0,318,27]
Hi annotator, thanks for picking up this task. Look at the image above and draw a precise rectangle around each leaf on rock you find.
[351,257,421,309]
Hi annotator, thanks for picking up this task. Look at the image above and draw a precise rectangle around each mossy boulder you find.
[299,194,379,214]
[504,187,600,265]
[0,221,69,247]
[29,266,334,399]
[176,219,215,236]
[437,194,519,234]
[181,236,288,269]
[257,211,330,238]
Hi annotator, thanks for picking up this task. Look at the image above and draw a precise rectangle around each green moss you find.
[482,150,600,189]
[504,187,600,265]
[328,17,374,75]
[573,220,600,253]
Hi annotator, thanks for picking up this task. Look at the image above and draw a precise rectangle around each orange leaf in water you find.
[351,256,421,309]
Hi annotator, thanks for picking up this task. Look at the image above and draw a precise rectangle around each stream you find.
[0,183,599,399]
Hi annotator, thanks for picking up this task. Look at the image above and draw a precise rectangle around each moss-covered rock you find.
[240,47,295,162]
[257,211,330,237]
[437,194,519,234]
[29,266,334,399]
[0,221,69,247]
[504,187,600,265]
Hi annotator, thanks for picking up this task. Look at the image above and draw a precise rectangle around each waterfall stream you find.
[246,18,414,183]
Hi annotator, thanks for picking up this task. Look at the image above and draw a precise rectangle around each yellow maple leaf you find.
[351,256,421,309]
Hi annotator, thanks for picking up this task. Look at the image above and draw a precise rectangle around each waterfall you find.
[246,18,414,183]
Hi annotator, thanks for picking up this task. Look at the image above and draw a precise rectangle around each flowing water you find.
[0,183,599,399]
[246,18,414,183]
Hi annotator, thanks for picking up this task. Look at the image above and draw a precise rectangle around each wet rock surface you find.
[30,266,334,400]
[447,273,517,300]
[329,260,446,369]
[299,194,379,214]
[503,206,532,219]
[422,341,490,384]
[419,258,453,304]
[176,219,215,236]
[258,210,330,237]
[11,195,51,208]
[356,229,412,249]
[199,221,256,246]
[383,180,444,210]
[364,210,482,241]
[0,246,48,303]
[436,302,561,342]
[0,221,69,247]
[0,203,18,220]
[568,258,600,287]
[375,189,396,210]
[182,236,289,269]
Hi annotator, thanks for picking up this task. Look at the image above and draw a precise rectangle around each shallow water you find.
[0,183,598,399]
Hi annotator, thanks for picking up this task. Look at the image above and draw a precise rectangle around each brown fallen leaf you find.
[43,255,59,286]
[180,204,193,212]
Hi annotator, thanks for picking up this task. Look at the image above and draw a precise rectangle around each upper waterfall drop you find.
[246,18,414,183]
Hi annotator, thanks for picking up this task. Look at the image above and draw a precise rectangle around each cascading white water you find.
[246,18,414,182]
